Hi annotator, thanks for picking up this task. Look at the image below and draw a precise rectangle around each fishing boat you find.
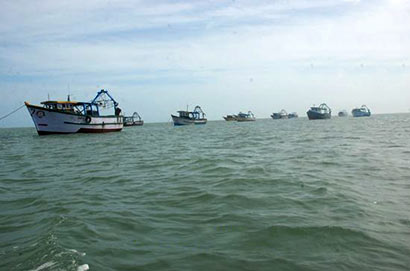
[124,112,144,126]
[271,109,288,119]
[25,89,123,135]
[352,105,371,117]
[338,110,348,117]
[307,103,331,120]
[236,111,256,122]
[288,112,298,119]
[171,105,207,126]
[223,115,237,121]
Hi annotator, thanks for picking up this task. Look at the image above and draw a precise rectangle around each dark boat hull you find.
[307,110,331,120]
[124,121,144,126]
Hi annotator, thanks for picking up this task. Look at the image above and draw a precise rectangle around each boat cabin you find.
[310,104,331,114]
[41,101,101,116]
[177,106,206,120]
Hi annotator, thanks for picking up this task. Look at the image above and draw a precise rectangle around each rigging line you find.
[0,104,25,121]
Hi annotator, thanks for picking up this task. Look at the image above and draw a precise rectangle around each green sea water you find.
[1,115,410,271]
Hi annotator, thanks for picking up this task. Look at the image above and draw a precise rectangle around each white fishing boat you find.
[236,111,256,122]
[25,90,123,135]
[124,112,144,126]
[171,105,207,126]
[271,109,288,119]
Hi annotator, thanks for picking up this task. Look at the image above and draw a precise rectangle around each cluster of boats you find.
[271,109,298,119]
[306,103,371,119]
[24,90,372,135]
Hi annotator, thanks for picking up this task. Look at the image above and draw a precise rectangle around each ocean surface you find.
[1,114,410,271]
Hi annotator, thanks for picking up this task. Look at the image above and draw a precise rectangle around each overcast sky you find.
[0,0,409,127]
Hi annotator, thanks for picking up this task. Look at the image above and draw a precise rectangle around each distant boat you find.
[124,112,144,126]
[352,105,371,117]
[271,109,288,119]
[236,111,256,122]
[338,110,348,117]
[171,105,207,126]
[288,112,298,119]
[223,114,237,121]
[25,89,123,135]
[307,103,331,120]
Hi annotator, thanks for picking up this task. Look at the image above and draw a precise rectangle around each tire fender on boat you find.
[85,116,92,124]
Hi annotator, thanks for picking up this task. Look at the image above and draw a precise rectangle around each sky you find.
[0,0,409,127]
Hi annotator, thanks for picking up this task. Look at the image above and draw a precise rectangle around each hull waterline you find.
[171,115,207,126]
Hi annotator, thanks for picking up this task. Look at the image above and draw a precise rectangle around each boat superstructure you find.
[288,112,298,119]
[338,110,348,117]
[124,112,144,126]
[271,109,288,119]
[25,90,123,135]
[307,103,331,120]
[223,115,237,121]
[171,106,207,126]
[236,111,256,122]
[352,105,371,117]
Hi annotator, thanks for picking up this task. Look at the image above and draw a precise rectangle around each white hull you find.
[171,115,207,126]
[26,104,123,135]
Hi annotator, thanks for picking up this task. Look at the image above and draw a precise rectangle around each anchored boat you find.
[124,112,144,126]
[223,115,237,121]
[25,89,123,135]
[236,111,256,122]
[307,103,331,120]
[171,106,207,126]
[352,105,371,117]
[288,112,298,119]
[338,110,348,117]
[271,109,288,119]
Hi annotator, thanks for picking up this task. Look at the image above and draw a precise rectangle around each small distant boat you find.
[223,115,237,121]
[124,112,144,126]
[236,111,256,122]
[271,109,288,119]
[352,105,371,117]
[171,105,207,126]
[338,110,348,117]
[288,112,298,119]
[307,103,331,120]
[25,89,123,135]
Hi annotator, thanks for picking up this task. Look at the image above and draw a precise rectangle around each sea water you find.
[1,114,410,270]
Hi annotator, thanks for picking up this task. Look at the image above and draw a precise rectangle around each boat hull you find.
[26,104,123,135]
[124,120,144,126]
[236,117,256,122]
[307,110,331,120]
[352,110,371,117]
[271,113,287,119]
[171,115,207,126]
[223,116,237,121]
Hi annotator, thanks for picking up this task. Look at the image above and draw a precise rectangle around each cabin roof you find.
[41,101,79,105]
[40,101,97,105]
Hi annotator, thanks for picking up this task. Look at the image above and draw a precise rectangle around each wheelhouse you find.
[41,101,100,116]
